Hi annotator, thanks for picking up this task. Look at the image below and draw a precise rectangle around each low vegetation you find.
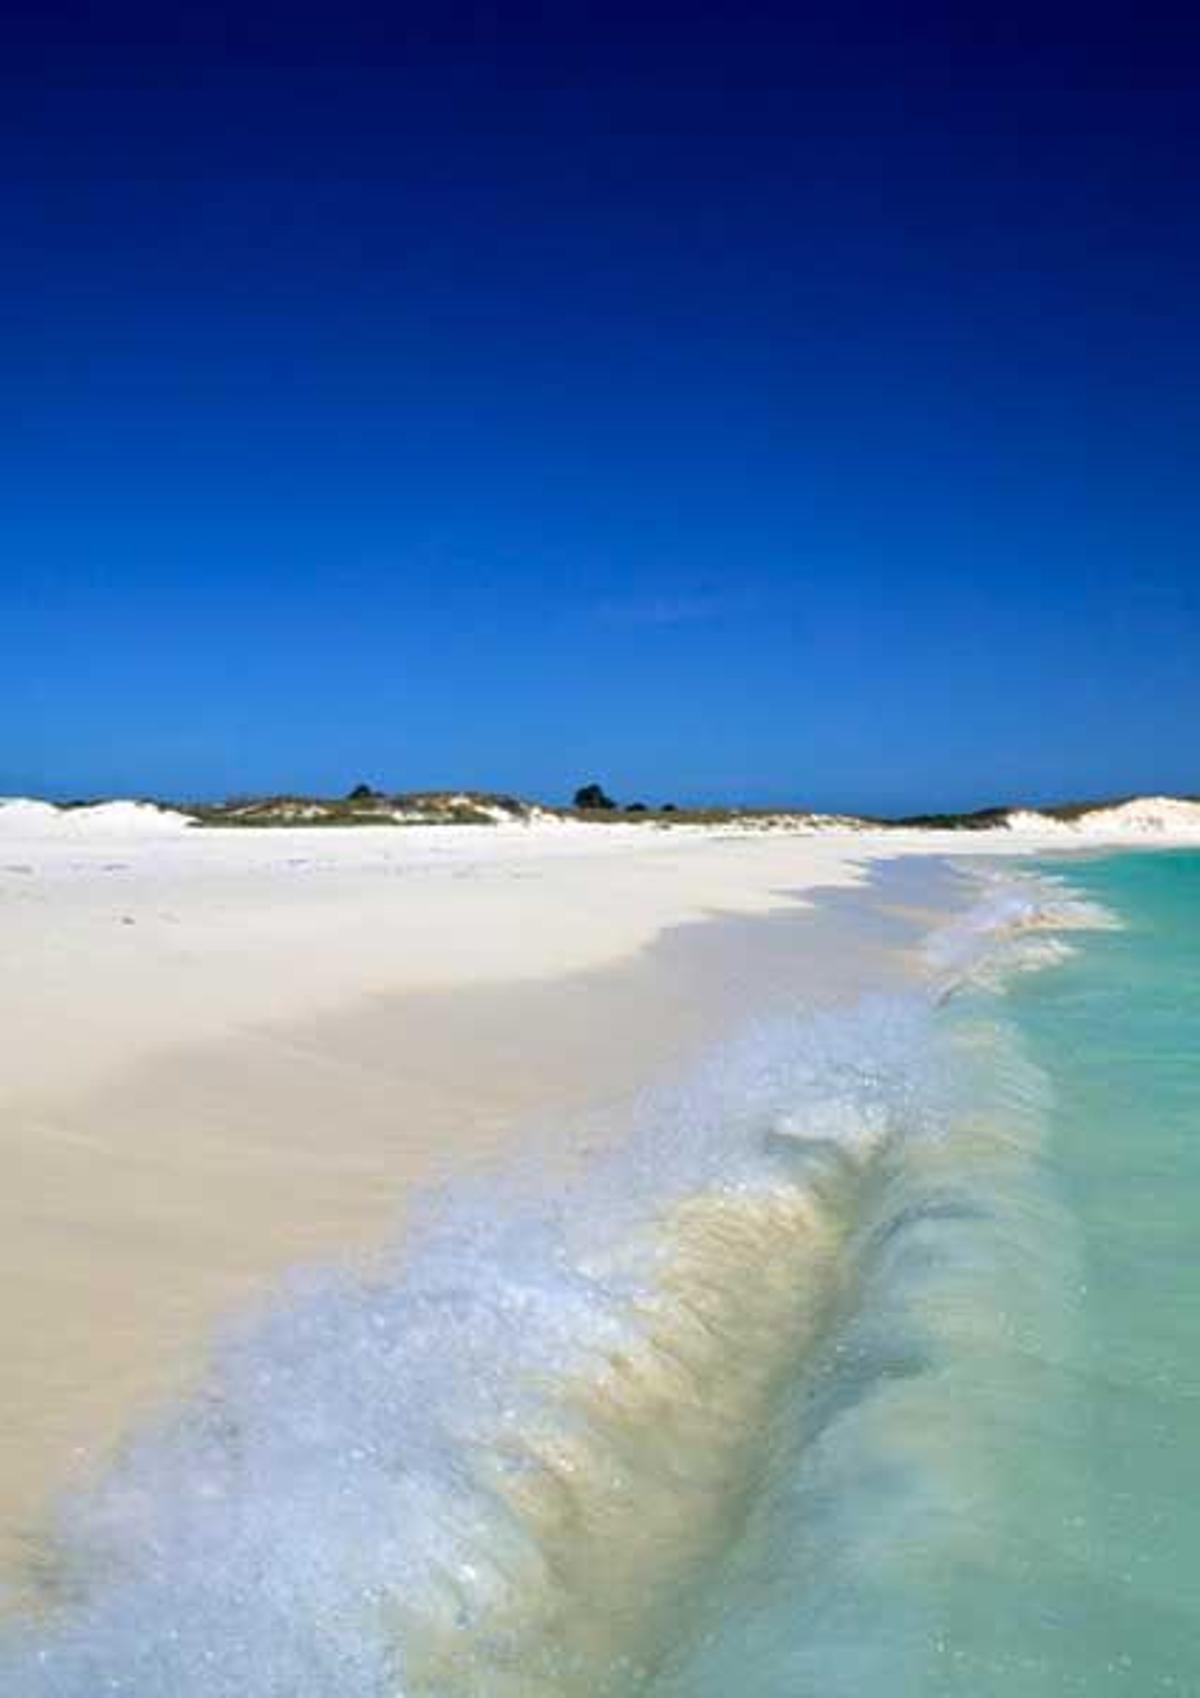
[190,792,536,829]
[160,785,1200,833]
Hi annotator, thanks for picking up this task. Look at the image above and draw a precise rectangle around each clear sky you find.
[3,2,1198,812]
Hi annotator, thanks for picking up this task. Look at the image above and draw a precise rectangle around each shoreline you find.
[0,818,1181,1606]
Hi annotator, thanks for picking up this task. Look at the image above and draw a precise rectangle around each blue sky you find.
[3,2,1198,812]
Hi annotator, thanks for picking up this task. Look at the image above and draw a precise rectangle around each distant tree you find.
[660,802,678,812]
[347,783,380,801]
[625,801,648,813]
[574,782,616,810]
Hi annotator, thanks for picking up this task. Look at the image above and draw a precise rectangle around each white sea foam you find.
[1,995,949,1695]
[923,868,1119,996]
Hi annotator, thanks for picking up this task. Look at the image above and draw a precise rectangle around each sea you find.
[2,850,1197,1696]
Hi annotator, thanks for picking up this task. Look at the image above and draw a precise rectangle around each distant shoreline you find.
[4,788,1200,838]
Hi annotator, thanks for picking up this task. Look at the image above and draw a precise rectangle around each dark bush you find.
[574,782,616,810]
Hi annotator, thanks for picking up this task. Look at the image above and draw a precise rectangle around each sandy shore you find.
[0,809,1181,1598]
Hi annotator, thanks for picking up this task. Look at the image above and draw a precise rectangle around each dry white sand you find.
[1,803,1195,1595]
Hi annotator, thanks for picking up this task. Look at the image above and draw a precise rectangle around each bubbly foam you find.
[923,867,1118,997]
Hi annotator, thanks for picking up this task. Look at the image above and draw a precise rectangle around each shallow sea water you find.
[983,850,1200,1695]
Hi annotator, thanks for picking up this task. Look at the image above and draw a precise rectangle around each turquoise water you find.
[1003,851,1200,1693]
[2,854,1197,1695]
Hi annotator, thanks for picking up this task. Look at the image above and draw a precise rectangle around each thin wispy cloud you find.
[590,591,757,628]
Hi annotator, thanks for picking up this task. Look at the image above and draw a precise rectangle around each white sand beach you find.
[3,800,1199,1600]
